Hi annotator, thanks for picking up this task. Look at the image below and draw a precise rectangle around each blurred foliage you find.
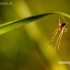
[0,0,70,70]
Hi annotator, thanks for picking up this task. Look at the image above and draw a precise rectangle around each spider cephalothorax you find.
[58,22,66,32]
[61,23,66,27]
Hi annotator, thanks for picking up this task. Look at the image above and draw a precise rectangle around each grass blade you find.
[0,12,70,35]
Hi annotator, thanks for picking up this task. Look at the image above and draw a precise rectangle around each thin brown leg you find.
[54,30,63,51]
[58,32,63,50]
[58,28,64,50]
[59,17,61,26]
[48,29,58,51]
[62,15,66,23]
[47,28,58,37]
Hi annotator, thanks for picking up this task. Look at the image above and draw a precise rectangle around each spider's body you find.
[59,22,66,32]
[47,16,68,51]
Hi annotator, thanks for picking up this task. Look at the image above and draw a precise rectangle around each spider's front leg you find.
[58,17,62,26]
[64,28,67,32]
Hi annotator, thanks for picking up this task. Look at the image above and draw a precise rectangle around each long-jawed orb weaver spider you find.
[47,16,69,52]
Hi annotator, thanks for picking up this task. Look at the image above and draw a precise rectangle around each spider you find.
[47,16,69,52]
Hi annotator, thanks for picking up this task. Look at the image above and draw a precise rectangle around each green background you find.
[0,0,70,70]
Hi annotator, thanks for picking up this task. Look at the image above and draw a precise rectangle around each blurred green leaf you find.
[0,12,70,35]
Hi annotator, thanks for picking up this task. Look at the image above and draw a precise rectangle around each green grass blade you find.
[0,12,70,35]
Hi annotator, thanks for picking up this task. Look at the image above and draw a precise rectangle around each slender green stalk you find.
[0,12,70,35]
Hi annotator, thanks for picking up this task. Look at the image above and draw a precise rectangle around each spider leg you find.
[48,29,58,51]
[58,30,63,50]
[62,15,70,25]
[54,35,60,51]
[59,17,61,26]
[66,22,70,25]
[64,28,67,32]
[47,16,61,37]
[57,27,67,50]
[47,28,58,37]
[62,15,66,23]
[54,29,63,51]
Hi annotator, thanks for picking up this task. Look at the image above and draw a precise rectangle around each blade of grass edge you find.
[0,12,70,35]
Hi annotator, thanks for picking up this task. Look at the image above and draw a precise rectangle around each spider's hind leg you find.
[54,29,63,51]
[48,29,58,51]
